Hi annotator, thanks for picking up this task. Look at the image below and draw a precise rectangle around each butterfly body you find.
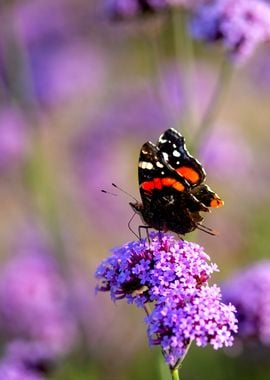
[130,128,223,235]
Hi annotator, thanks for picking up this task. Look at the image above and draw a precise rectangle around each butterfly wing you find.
[157,128,206,186]
[138,141,188,209]
[191,184,224,208]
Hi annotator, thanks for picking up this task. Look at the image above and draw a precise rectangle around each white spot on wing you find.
[159,137,167,143]
[156,161,164,168]
[139,161,154,170]
[162,152,169,161]
[173,150,181,157]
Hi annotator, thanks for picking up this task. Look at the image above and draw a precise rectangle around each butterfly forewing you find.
[138,141,188,207]
[157,128,206,186]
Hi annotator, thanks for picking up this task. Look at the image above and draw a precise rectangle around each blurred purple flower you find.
[0,364,44,380]
[28,41,107,107]
[0,229,78,356]
[96,232,238,367]
[13,0,87,46]
[104,0,204,20]
[190,0,270,63]
[0,340,53,380]
[11,1,107,108]
[0,107,28,171]
[222,261,270,346]
[104,0,168,20]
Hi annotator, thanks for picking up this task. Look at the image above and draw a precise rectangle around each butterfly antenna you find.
[101,189,118,196]
[112,183,138,202]
[196,223,219,236]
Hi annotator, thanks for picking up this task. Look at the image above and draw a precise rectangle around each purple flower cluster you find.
[0,340,54,380]
[147,285,237,366]
[96,232,238,367]
[222,261,270,346]
[190,0,270,63]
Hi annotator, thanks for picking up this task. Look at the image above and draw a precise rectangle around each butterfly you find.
[130,128,223,236]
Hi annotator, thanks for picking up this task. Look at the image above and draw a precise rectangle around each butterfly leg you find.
[196,223,218,236]
[177,234,184,241]
[128,212,140,240]
[138,225,151,243]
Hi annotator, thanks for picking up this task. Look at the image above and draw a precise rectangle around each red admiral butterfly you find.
[130,128,223,236]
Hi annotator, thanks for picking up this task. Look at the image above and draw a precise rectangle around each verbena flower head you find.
[0,340,53,380]
[96,232,238,366]
[190,0,270,63]
[222,261,270,346]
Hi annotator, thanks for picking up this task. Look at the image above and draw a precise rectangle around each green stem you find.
[169,340,193,380]
[144,303,152,316]
[171,9,195,138]
[22,126,70,270]
[193,58,233,151]
[145,32,168,117]
[171,367,180,380]
[2,4,39,111]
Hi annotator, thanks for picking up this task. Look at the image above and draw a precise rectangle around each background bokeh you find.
[0,0,270,379]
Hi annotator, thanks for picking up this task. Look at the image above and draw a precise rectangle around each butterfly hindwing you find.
[191,184,224,208]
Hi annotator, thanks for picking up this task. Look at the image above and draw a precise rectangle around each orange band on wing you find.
[161,177,176,186]
[141,178,185,192]
[210,197,224,208]
[172,182,185,191]
[176,166,200,184]
[141,181,155,191]
[154,178,162,189]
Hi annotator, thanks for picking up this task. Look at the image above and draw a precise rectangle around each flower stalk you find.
[171,367,180,380]
[171,8,195,138]
[193,58,233,149]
